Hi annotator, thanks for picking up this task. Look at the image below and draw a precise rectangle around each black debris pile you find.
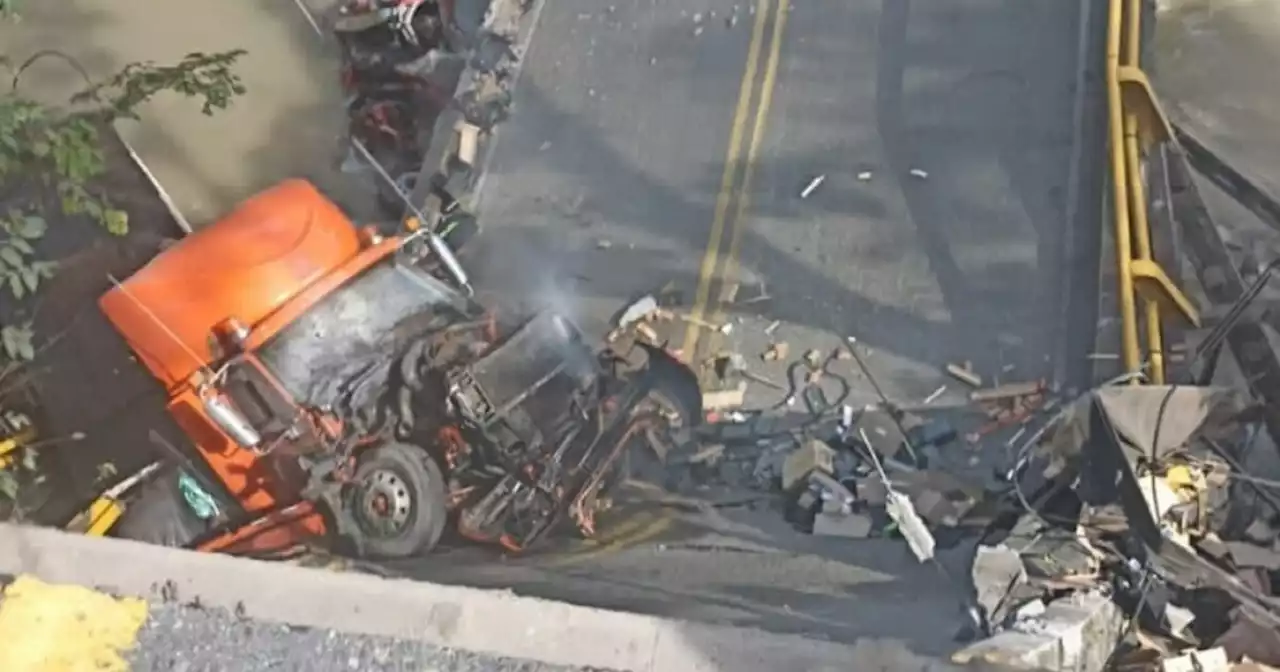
[965,385,1280,670]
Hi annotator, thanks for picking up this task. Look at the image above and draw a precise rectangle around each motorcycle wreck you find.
[331,0,467,217]
[97,180,702,560]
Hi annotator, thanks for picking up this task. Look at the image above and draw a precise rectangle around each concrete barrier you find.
[0,523,887,672]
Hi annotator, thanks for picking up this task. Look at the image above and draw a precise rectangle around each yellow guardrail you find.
[1105,0,1201,384]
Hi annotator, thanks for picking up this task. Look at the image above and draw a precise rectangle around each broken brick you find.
[781,440,836,491]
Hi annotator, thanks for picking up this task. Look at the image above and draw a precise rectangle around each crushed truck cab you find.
[98,180,700,558]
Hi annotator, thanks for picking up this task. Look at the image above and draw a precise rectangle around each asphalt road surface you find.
[422,0,1093,659]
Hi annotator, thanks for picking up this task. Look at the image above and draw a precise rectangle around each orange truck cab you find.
[98,179,700,559]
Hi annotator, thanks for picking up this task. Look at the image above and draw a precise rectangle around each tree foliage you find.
[0,49,246,503]
[0,49,246,361]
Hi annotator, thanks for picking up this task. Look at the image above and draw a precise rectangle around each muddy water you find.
[0,0,377,227]
[1153,0,1280,199]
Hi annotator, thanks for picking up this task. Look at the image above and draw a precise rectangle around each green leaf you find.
[7,237,32,255]
[102,208,129,236]
[1,326,15,357]
[15,334,34,361]
[0,246,24,268]
[17,215,45,239]
[1,324,34,362]
[20,267,37,292]
[0,472,17,501]
[8,272,24,300]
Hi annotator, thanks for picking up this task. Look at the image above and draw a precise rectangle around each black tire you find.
[347,442,447,559]
[112,467,209,548]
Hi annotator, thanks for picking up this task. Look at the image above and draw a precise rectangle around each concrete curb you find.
[0,523,864,672]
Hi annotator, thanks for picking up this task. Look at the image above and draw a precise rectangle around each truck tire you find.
[112,467,208,548]
[347,442,447,559]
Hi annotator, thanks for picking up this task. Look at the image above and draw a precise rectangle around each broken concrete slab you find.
[702,382,748,412]
[970,544,1028,627]
[852,407,910,461]
[952,590,1123,671]
[781,440,836,491]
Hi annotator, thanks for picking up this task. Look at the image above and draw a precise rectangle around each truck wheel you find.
[112,467,208,548]
[348,442,447,559]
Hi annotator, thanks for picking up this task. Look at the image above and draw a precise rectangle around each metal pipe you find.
[1122,0,1164,383]
[350,138,474,295]
[1106,0,1142,381]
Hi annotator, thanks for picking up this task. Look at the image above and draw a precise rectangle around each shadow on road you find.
[471,0,1082,392]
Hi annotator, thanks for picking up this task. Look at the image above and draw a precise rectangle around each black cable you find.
[1146,385,1178,535]
[770,354,851,423]
[1103,565,1156,671]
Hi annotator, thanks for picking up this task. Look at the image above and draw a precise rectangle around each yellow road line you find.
[682,0,774,360]
[708,0,790,348]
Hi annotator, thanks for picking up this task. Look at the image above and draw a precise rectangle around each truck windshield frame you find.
[255,259,474,404]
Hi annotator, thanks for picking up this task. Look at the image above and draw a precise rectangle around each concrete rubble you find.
[602,288,1280,670]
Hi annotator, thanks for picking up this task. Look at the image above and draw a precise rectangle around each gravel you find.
[128,603,619,672]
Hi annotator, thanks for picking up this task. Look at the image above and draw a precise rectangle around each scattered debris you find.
[616,294,658,329]
[702,382,747,411]
[686,443,726,465]
[923,385,947,405]
[764,320,781,335]
[800,175,825,199]
[960,385,1280,669]
[969,379,1046,403]
[762,342,789,361]
[947,362,984,388]
[859,428,935,563]
[1162,647,1229,672]
[857,171,873,181]
[682,313,732,334]
[781,439,836,491]
[909,167,929,180]
[733,282,771,306]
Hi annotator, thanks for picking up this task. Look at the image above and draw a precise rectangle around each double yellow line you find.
[682,0,791,361]
[540,2,793,567]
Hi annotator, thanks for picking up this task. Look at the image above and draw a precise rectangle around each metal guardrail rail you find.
[1104,0,1201,385]
[1115,0,1280,448]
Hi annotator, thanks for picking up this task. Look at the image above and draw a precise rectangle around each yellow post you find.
[1123,0,1163,383]
[1107,0,1142,381]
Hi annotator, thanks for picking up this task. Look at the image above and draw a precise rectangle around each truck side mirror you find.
[198,386,262,450]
